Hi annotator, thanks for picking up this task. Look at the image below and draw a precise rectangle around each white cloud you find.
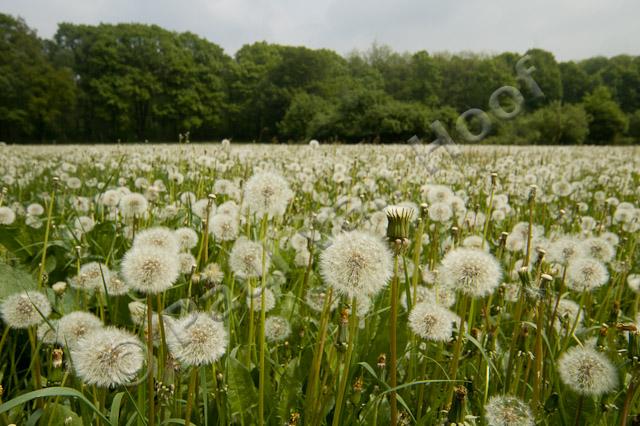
[1,0,638,60]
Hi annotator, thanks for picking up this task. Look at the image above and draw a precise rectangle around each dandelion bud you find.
[490,172,498,186]
[288,412,301,426]
[53,348,64,368]
[385,205,413,240]
[419,203,429,218]
[448,385,468,423]
[350,376,364,404]
[377,353,386,370]
[528,185,537,203]
[52,281,67,295]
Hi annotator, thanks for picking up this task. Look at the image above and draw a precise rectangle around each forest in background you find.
[1,13,639,144]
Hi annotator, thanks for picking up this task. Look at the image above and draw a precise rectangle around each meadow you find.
[0,142,639,425]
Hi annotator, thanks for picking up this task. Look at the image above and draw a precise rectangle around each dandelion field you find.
[0,143,639,426]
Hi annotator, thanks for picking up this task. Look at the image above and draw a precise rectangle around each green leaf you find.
[109,392,125,424]
[227,356,258,420]
[0,262,38,301]
[40,402,83,426]
[0,387,112,425]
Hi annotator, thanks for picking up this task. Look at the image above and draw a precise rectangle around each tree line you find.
[1,13,639,144]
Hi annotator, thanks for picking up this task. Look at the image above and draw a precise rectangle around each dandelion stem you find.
[258,213,268,426]
[332,296,358,426]
[146,294,155,426]
[37,184,56,288]
[447,293,469,408]
[389,254,400,426]
[184,368,198,426]
[305,288,333,423]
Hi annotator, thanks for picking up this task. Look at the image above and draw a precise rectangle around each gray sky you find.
[1,0,638,60]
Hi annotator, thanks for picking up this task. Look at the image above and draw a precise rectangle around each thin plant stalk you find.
[332,296,358,426]
[305,288,333,423]
[146,294,156,426]
[258,213,268,426]
[184,368,198,426]
[37,181,56,288]
[447,293,469,408]
[389,254,400,426]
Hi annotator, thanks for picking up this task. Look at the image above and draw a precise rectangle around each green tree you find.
[522,49,562,108]
[583,86,628,144]
[0,14,76,142]
[528,101,589,144]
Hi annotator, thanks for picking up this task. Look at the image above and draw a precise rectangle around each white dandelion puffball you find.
[628,274,640,293]
[210,213,239,241]
[100,189,121,207]
[121,246,180,294]
[558,345,618,396]
[202,262,225,284]
[547,236,585,265]
[0,206,16,225]
[246,287,276,312]
[484,395,534,426]
[583,237,616,263]
[265,316,291,342]
[72,262,111,291]
[26,203,44,216]
[133,226,180,254]
[243,171,293,218]
[319,230,393,299]
[229,237,269,280]
[57,311,103,348]
[174,227,199,251]
[553,298,585,334]
[119,193,148,219]
[98,274,129,296]
[166,312,228,366]
[439,248,502,297]
[177,253,197,275]
[72,327,144,387]
[1,291,52,329]
[38,320,59,345]
[305,287,340,312]
[428,202,453,223]
[408,302,459,342]
[566,257,609,291]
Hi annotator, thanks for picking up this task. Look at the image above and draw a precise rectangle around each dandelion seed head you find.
[439,248,502,297]
[319,230,393,299]
[121,246,179,294]
[265,316,291,342]
[566,257,609,291]
[547,236,585,265]
[229,237,269,280]
[408,302,459,342]
[1,291,51,329]
[558,345,617,396]
[167,312,227,366]
[57,311,103,349]
[174,227,199,251]
[0,206,16,225]
[484,395,534,426]
[583,237,615,263]
[119,193,148,219]
[246,287,276,312]
[133,227,180,254]
[210,213,239,241]
[243,171,293,218]
[72,327,144,387]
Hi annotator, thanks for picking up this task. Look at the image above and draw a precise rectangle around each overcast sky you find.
[1,0,638,61]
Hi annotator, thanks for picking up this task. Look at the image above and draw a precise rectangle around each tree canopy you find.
[1,13,639,144]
